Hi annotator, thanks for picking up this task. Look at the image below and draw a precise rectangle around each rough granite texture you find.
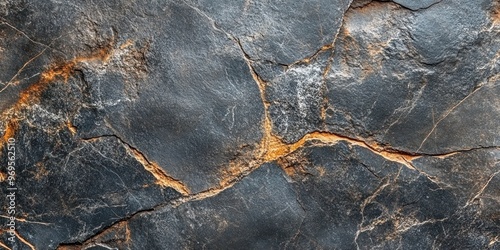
[0,0,499,249]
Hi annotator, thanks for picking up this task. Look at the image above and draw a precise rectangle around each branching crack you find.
[467,169,500,206]
[392,217,448,235]
[321,0,354,124]
[0,18,61,52]
[81,135,190,196]
[4,2,499,248]
[0,43,114,153]
[56,206,155,249]
[0,47,48,94]
[402,157,452,190]
[57,157,266,248]
[355,177,390,249]
[417,77,491,152]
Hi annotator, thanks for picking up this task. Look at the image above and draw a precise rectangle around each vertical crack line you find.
[232,38,278,160]
[355,177,391,249]
[327,0,354,63]
[180,0,296,189]
[180,0,281,162]
[321,0,354,127]
[285,0,354,69]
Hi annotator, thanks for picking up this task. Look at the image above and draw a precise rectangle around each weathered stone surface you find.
[267,0,500,154]
[0,0,498,249]
[58,144,500,249]
[186,0,352,65]
[392,0,442,11]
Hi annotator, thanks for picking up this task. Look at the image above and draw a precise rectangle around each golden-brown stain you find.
[57,220,131,249]
[216,40,421,189]
[492,1,500,25]
[119,39,134,49]
[129,147,190,196]
[66,120,77,135]
[0,241,12,250]
[33,162,49,181]
[292,44,333,66]
[317,165,326,177]
[276,156,310,177]
[56,246,79,250]
[0,171,6,182]
[125,222,132,244]
[0,45,114,153]
[262,130,419,174]
[434,152,458,160]
[14,231,36,250]
[219,161,248,187]
[0,120,18,152]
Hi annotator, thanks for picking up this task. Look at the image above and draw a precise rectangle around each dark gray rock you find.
[185,0,352,65]
[2,0,265,194]
[68,143,499,249]
[392,0,442,11]
[0,74,180,249]
[266,0,500,154]
[266,51,331,143]
[88,1,265,192]
[0,0,498,249]
[125,163,304,250]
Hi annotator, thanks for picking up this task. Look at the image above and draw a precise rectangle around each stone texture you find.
[0,0,498,249]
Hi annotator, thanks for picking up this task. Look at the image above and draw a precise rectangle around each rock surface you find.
[0,0,498,249]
